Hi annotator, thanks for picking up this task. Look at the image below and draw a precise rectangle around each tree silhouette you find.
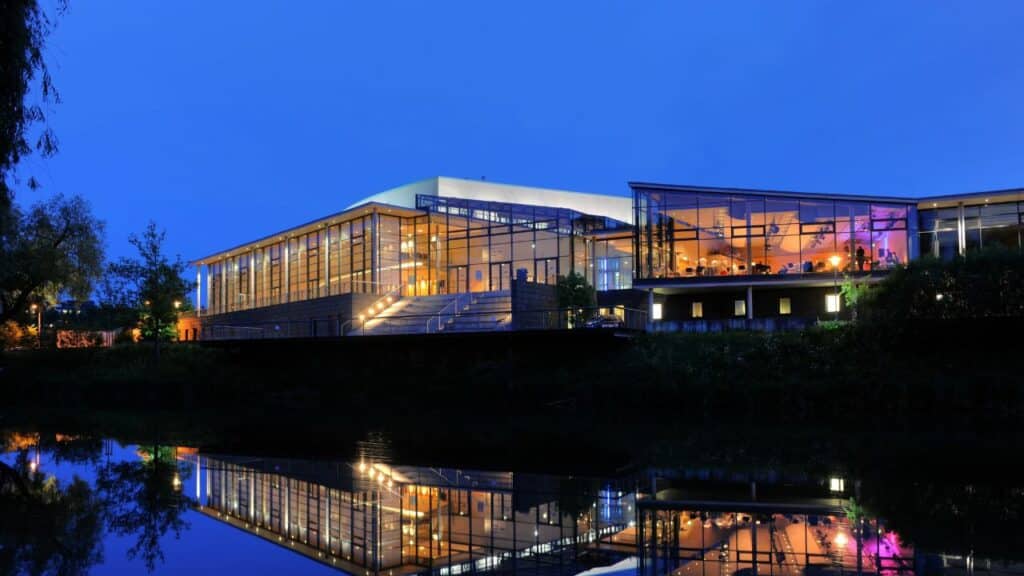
[94,445,191,572]
[0,450,104,575]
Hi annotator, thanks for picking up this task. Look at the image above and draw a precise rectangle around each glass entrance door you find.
[489,262,512,291]
[536,258,558,285]
[447,266,468,294]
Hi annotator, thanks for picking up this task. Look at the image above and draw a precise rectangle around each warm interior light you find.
[652,303,663,321]
[834,532,849,547]
[829,255,842,268]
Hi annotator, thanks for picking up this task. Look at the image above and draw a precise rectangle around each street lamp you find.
[29,303,41,341]
[829,255,842,321]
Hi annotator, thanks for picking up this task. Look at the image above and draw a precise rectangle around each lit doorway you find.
[536,258,558,285]
[447,266,468,294]
[490,262,512,291]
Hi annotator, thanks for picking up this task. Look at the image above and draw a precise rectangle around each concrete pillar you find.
[746,285,754,320]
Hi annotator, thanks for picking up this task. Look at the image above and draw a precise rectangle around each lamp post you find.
[829,254,842,321]
[29,303,41,343]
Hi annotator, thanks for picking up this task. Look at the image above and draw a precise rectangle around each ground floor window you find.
[691,302,703,318]
[825,293,841,313]
[733,299,746,317]
[779,297,792,315]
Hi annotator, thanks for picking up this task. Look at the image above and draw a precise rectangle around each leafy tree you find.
[1,0,67,219]
[105,222,192,357]
[0,193,105,325]
[556,271,596,328]
[840,277,871,322]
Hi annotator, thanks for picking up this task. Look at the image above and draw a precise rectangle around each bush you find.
[861,247,1024,323]
[0,320,37,350]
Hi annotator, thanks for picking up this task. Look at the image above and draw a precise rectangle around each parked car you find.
[584,315,624,329]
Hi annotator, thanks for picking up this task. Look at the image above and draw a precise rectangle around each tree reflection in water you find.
[95,445,191,572]
[0,450,104,575]
[1,435,192,575]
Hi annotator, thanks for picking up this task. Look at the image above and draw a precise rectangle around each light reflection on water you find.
[1,432,1007,576]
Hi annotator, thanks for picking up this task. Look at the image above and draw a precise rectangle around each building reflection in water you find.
[185,454,636,575]
[636,501,915,576]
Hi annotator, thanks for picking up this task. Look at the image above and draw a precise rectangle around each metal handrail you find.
[426,292,472,333]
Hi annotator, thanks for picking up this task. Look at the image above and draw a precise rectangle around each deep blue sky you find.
[19,1,1024,265]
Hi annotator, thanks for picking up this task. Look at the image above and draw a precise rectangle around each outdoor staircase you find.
[359,294,458,335]
[356,291,511,336]
[444,290,511,333]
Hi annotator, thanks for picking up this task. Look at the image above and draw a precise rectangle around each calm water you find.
[1,432,1020,576]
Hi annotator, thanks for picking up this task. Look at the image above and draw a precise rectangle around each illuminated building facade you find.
[191,177,633,337]
[633,183,1024,326]
[190,178,1024,336]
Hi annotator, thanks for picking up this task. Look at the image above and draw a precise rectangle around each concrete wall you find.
[201,292,377,339]
[510,270,560,330]
[655,286,850,324]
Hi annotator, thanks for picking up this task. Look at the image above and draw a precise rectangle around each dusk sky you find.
[18,1,1024,266]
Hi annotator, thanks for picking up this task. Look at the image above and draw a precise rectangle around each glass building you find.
[194,178,631,317]
[918,190,1024,258]
[191,177,1023,334]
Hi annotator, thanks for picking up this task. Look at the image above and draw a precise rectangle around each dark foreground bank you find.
[1,320,1020,466]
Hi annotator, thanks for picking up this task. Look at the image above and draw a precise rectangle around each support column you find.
[957,202,967,256]
[284,241,290,303]
[324,227,331,295]
[195,266,202,317]
[206,264,212,315]
[647,288,655,332]
[249,252,255,309]
[746,285,754,320]
[370,212,380,294]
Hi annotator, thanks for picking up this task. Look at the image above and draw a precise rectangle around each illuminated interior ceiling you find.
[350,176,633,223]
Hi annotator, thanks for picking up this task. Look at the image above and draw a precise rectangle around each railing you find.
[649,316,814,333]
[425,292,473,334]
[206,281,402,316]
[513,305,648,331]
[199,305,647,340]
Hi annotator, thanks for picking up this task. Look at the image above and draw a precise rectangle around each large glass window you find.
[268,243,282,305]
[377,215,400,294]
[635,187,913,280]
[764,198,800,275]
[593,236,633,290]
